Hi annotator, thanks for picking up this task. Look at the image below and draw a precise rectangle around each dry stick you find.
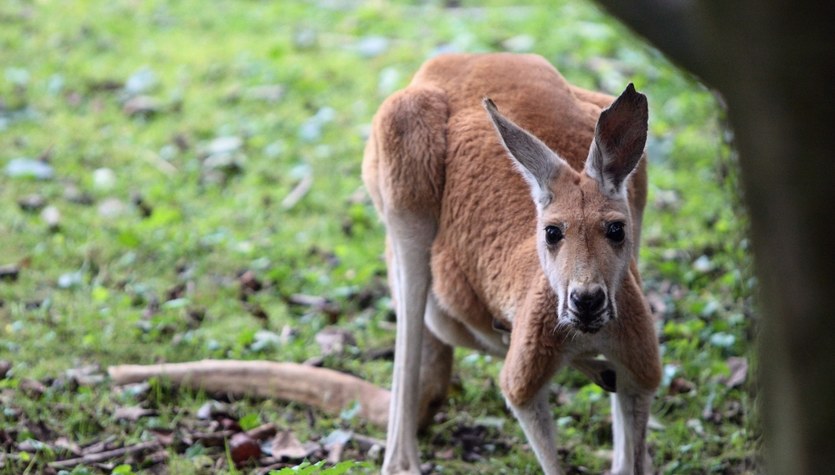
[108,360,390,428]
[281,173,313,209]
[50,440,161,470]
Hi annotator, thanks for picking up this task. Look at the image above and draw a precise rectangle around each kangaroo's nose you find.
[570,288,606,316]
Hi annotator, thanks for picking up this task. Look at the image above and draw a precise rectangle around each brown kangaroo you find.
[362,52,661,475]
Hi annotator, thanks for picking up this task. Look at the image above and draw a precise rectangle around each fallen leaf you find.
[148,429,175,446]
[271,431,314,461]
[97,198,126,218]
[123,96,160,117]
[0,360,11,379]
[238,270,263,295]
[19,379,47,398]
[196,401,233,420]
[435,448,455,460]
[113,406,157,421]
[722,357,748,388]
[315,327,356,356]
[64,184,94,205]
[669,377,695,395]
[286,293,340,320]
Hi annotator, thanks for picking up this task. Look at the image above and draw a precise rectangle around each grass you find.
[1,0,758,473]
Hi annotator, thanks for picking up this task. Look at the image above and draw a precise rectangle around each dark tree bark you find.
[593,1,835,472]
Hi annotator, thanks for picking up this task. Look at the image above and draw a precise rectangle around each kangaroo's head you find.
[484,84,648,334]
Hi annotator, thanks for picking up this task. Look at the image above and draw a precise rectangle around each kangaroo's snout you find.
[570,287,605,315]
[567,285,609,332]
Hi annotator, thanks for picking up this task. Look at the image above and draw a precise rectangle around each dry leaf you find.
[722,357,748,388]
[113,406,157,421]
[315,327,356,356]
[271,430,313,461]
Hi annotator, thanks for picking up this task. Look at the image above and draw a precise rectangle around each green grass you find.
[1,0,757,473]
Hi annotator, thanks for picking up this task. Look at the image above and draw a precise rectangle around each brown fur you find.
[363,52,661,474]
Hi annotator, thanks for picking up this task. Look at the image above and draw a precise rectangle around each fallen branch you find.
[108,360,390,427]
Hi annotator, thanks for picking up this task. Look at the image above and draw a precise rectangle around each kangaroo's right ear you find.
[484,98,566,208]
[584,83,648,199]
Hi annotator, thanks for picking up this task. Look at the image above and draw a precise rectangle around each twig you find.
[286,293,340,318]
[246,423,278,441]
[49,440,161,470]
[281,173,313,209]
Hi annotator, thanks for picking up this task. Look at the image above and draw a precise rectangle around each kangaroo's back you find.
[413,53,607,170]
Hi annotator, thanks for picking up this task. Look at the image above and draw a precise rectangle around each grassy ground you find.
[1,0,758,473]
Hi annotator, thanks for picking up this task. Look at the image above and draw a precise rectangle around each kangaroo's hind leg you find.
[362,84,449,474]
[417,299,453,431]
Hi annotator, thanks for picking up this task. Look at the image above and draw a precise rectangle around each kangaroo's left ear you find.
[484,97,568,208]
[585,83,648,199]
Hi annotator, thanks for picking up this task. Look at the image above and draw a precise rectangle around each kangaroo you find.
[362,52,661,475]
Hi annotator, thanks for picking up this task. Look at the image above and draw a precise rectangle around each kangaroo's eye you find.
[545,225,563,245]
[606,222,626,243]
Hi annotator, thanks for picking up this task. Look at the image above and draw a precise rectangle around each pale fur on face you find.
[537,169,634,334]
[484,84,647,334]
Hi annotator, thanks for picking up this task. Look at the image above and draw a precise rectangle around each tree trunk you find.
[594,1,835,473]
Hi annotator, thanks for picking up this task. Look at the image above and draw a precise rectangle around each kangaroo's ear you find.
[484,98,566,208]
[585,83,648,199]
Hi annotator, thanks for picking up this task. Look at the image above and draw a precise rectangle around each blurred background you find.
[0,0,757,473]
